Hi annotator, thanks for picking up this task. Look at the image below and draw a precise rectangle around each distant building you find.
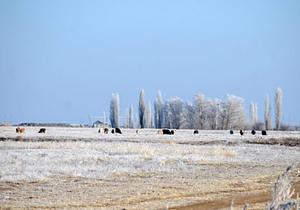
[92,120,108,128]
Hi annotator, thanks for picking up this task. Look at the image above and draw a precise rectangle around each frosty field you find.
[0,127,300,209]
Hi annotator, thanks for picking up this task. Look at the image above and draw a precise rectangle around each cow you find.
[193,130,199,134]
[229,130,234,135]
[262,130,267,136]
[16,127,25,133]
[162,129,174,135]
[251,130,256,135]
[38,128,46,133]
[111,129,115,134]
[115,128,122,134]
[104,128,109,134]
[240,130,244,136]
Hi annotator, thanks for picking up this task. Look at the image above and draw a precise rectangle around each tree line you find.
[109,88,284,130]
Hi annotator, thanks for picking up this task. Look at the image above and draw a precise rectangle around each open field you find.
[0,126,300,209]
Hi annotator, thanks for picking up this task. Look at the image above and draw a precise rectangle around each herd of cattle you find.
[15,127,267,136]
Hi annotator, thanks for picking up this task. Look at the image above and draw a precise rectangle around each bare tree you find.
[109,93,120,128]
[265,95,272,130]
[138,90,146,128]
[275,87,283,130]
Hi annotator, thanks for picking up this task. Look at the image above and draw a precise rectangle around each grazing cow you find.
[193,130,199,134]
[162,129,174,135]
[230,130,234,135]
[16,127,25,133]
[162,129,171,135]
[38,128,46,133]
[262,130,267,136]
[251,130,256,135]
[240,130,244,136]
[115,127,122,134]
[104,128,109,134]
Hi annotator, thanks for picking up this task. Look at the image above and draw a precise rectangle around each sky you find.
[0,0,300,125]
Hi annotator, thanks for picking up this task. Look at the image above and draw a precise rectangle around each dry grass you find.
[266,166,298,210]
[212,147,237,158]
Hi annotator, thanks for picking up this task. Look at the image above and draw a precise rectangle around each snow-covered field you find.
[0,126,300,209]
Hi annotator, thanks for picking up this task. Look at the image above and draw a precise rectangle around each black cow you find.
[111,129,115,134]
[115,127,122,134]
[104,128,109,134]
[251,130,256,135]
[262,130,267,135]
[240,130,244,136]
[193,130,199,134]
[162,129,174,135]
[230,130,234,135]
[38,128,46,133]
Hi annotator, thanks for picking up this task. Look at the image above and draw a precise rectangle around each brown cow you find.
[16,127,25,133]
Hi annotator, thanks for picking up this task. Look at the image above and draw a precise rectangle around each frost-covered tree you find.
[125,106,134,128]
[138,90,146,128]
[275,87,283,130]
[250,102,258,127]
[181,102,196,129]
[216,100,228,130]
[168,97,184,129]
[265,95,272,130]
[223,95,246,129]
[144,102,152,128]
[109,93,120,128]
[154,91,164,129]
[161,101,171,128]
[194,93,206,129]
[205,99,219,129]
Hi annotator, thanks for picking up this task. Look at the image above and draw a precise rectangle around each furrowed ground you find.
[0,127,300,209]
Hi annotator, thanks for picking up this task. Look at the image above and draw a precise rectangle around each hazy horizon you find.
[1,1,299,125]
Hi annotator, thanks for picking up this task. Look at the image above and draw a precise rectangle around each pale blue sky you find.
[0,0,299,125]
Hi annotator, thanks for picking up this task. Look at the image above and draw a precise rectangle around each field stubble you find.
[0,127,300,209]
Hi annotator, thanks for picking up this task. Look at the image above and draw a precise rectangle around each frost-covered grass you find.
[1,126,299,182]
